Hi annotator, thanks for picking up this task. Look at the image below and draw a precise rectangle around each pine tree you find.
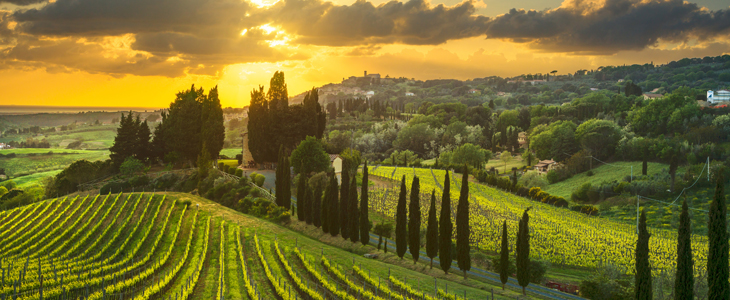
[312,184,322,228]
[340,160,350,239]
[110,112,139,169]
[439,172,453,274]
[635,210,652,300]
[516,208,530,296]
[408,176,421,263]
[499,221,509,290]
[135,120,151,163]
[426,190,439,269]
[350,176,360,243]
[456,166,471,279]
[675,198,694,299]
[275,145,285,207]
[360,161,370,245]
[708,174,728,299]
[329,173,340,237]
[396,175,408,259]
[296,170,306,221]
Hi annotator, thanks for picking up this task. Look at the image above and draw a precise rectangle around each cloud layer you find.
[484,0,730,53]
[0,0,728,78]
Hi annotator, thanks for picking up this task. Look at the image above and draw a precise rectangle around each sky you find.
[0,0,728,108]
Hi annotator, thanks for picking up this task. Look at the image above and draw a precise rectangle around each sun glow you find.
[248,0,279,8]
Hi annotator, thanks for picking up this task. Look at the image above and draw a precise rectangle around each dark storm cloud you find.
[267,0,491,45]
[0,0,45,5]
[484,0,730,53]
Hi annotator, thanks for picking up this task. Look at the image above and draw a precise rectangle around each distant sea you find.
[0,105,164,115]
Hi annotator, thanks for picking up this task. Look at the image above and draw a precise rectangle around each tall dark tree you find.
[329,173,340,236]
[110,112,139,168]
[322,174,331,234]
[516,208,531,296]
[635,210,652,300]
[200,85,225,159]
[282,157,291,210]
[499,221,509,290]
[150,111,169,161]
[275,145,285,207]
[135,120,151,163]
[396,175,408,259]
[304,188,313,225]
[248,86,268,162]
[439,172,453,274]
[456,166,471,279]
[350,176,360,243]
[426,190,439,269]
[312,184,322,228]
[408,176,421,263]
[340,160,351,239]
[675,199,694,299]
[708,174,728,299]
[296,171,306,221]
[166,85,204,165]
[360,161,370,245]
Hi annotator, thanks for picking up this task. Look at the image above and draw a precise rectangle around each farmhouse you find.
[707,90,730,104]
[534,159,557,173]
[518,132,528,149]
[330,154,342,174]
[642,93,663,100]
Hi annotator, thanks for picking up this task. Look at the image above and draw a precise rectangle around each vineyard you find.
[366,166,709,276]
[0,191,517,299]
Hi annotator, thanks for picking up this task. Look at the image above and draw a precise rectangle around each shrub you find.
[529,260,550,284]
[120,157,144,177]
[152,173,179,190]
[546,170,560,184]
[236,154,243,165]
[129,175,150,187]
[235,169,243,177]
[491,256,516,275]
[250,173,265,187]
[218,162,225,170]
[586,170,594,176]
[571,182,592,203]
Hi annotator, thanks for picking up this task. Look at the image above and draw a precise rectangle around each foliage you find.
[249,172,266,187]
[439,143,491,169]
[580,265,634,300]
[395,175,408,259]
[360,161,370,245]
[529,120,578,162]
[290,136,331,175]
[426,190,438,267]
[518,170,547,189]
[248,72,326,162]
[635,210,652,300]
[516,208,531,295]
[575,119,622,159]
[708,174,729,299]
[499,221,510,289]
[439,171,452,274]
[456,167,470,277]
[408,176,421,263]
[675,199,694,299]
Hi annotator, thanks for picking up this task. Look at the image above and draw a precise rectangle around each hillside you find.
[0,191,569,299]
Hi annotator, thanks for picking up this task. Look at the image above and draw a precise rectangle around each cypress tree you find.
[516,208,530,296]
[675,198,694,299]
[275,145,284,207]
[439,172,453,274]
[708,174,728,299]
[283,154,291,210]
[312,184,322,228]
[322,174,331,234]
[304,187,312,225]
[340,160,350,239]
[499,221,509,290]
[408,176,421,263]
[456,166,471,279]
[635,210,652,300]
[360,161,370,245]
[396,175,408,259]
[350,176,360,243]
[426,190,438,269]
[329,173,340,237]
[296,172,306,221]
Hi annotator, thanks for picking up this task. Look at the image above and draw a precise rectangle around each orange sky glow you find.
[0,0,728,108]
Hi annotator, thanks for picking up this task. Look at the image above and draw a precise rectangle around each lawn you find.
[0,148,110,177]
[219,148,242,158]
[485,156,527,174]
[544,161,669,199]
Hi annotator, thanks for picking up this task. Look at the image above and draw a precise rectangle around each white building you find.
[405,92,415,96]
[707,90,730,104]
[329,154,342,174]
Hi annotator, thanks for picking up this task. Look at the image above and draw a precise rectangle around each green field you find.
[485,156,527,174]
[543,161,669,199]
[219,148,242,158]
[0,125,117,149]
[0,192,527,300]
[0,148,109,177]
[12,170,62,187]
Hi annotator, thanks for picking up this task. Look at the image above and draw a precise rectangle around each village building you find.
[534,159,557,173]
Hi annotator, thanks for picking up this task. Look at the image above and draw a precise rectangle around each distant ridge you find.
[0,105,164,115]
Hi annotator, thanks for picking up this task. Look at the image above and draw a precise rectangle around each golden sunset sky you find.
[0,0,728,108]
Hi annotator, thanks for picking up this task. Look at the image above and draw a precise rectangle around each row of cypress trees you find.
[633,173,727,299]
[295,159,371,246]
[497,208,531,295]
[394,167,471,278]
